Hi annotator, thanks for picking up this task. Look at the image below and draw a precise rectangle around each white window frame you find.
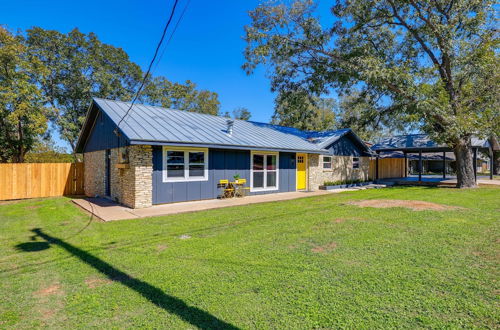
[323,156,332,170]
[250,151,279,192]
[352,157,360,169]
[162,146,209,182]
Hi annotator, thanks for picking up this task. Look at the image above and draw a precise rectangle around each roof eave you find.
[128,139,328,154]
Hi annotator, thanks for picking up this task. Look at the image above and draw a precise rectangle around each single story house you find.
[75,98,372,208]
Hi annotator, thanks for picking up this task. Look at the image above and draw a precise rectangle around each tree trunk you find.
[493,150,500,175]
[453,139,476,188]
[488,136,500,175]
[17,121,25,163]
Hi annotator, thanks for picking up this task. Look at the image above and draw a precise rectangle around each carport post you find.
[473,148,477,182]
[403,152,407,177]
[490,148,494,180]
[418,149,422,181]
[442,151,446,179]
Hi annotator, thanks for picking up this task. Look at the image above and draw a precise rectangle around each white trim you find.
[250,151,279,192]
[322,155,332,169]
[162,146,209,182]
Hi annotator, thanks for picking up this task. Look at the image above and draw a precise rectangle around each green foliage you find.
[0,27,50,163]
[323,179,366,186]
[231,107,251,120]
[25,27,221,152]
[25,138,74,163]
[244,0,499,186]
[26,27,143,152]
[0,187,499,327]
[142,77,220,115]
[221,107,252,120]
[272,89,336,130]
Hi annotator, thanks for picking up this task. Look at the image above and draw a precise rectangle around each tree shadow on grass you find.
[16,228,239,330]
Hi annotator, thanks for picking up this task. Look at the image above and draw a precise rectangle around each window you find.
[163,147,208,182]
[352,157,360,169]
[251,152,279,191]
[323,156,332,169]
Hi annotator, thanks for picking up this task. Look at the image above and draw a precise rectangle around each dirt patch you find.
[85,277,112,289]
[311,242,338,254]
[41,309,55,320]
[349,199,463,211]
[35,284,61,297]
[25,205,40,210]
[334,218,345,223]
[157,244,168,251]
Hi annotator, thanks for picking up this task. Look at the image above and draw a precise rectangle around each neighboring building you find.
[75,98,372,208]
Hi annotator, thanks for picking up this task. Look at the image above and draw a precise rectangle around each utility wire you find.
[151,0,191,76]
[116,0,181,129]
[67,0,182,240]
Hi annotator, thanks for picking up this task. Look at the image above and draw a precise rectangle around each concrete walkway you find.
[73,185,385,221]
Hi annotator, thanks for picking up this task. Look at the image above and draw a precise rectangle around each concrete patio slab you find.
[73,185,386,221]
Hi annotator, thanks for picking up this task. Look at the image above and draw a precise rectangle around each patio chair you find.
[235,178,250,197]
[218,179,234,198]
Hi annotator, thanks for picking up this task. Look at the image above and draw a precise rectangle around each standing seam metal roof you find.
[371,134,490,151]
[78,98,366,153]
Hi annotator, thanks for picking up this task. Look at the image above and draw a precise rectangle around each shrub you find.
[323,179,366,186]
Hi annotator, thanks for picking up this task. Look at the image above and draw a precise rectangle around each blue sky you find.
[4,0,310,150]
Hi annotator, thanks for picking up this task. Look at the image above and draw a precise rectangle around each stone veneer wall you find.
[83,150,106,197]
[84,145,153,209]
[308,154,371,191]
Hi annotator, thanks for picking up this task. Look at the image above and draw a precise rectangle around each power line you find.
[151,0,191,76]
[116,0,181,129]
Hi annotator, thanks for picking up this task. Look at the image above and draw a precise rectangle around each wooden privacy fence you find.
[0,163,84,201]
[369,158,407,180]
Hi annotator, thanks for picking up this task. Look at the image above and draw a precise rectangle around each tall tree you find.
[0,27,49,163]
[272,89,336,130]
[142,77,220,115]
[26,27,143,152]
[244,0,499,187]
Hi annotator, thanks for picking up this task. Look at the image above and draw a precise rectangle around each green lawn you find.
[0,187,499,329]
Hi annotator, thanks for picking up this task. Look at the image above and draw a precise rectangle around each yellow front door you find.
[296,153,307,190]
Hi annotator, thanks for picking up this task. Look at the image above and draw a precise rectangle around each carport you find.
[371,134,495,182]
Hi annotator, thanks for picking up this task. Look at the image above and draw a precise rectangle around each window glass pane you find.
[167,151,184,164]
[324,156,331,162]
[167,164,184,177]
[323,162,332,169]
[353,157,360,169]
[267,171,277,187]
[189,165,205,177]
[253,154,264,170]
[253,172,264,188]
[266,155,276,170]
[189,152,205,164]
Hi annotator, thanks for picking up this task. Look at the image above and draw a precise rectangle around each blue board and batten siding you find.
[326,134,371,157]
[83,111,128,153]
[152,147,296,205]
